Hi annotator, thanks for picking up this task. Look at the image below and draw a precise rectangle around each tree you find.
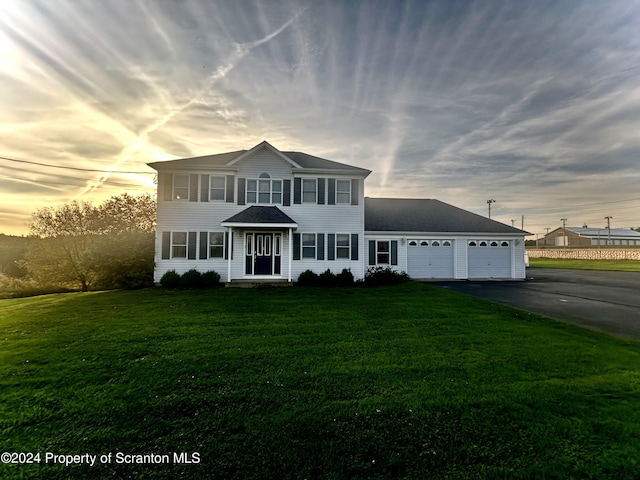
[26,194,156,292]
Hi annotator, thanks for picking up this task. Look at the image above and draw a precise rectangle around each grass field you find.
[2,284,640,479]
[529,257,640,272]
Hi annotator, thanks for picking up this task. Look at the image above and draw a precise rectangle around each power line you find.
[0,164,154,188]
[0,155,155,175]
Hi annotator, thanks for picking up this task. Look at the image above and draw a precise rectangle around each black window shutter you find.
[317,178,325,204]
[351,234,358,260]
[188,232,197,260]
[162,232,171,259]
[163,174,173,201]
[351,179,359,205]
[317,233,325,260]
[391,240,398,265]
[368,240,376,265]
[327,234,335,260]
[200,176,209,202]
[189,175,198,202]
[283,179,291,206]
[226,175,235,203]
[328,178,336,205]
[224,232,229,259]
[199,232,208,259]
[293,178,301,204]
[237,178,246,205]
[293,233,301,260]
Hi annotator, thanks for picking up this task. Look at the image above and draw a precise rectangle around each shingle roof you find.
[365,198,528,235]
[282,151,370,173]
[221,206,297,225]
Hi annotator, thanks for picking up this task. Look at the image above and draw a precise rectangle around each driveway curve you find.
[431,268,640,342]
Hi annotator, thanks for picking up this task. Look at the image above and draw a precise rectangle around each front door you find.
[245,233,282,276]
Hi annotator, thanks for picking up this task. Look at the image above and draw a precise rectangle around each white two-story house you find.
[149,141,528,284]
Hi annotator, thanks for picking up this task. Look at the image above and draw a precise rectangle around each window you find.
[336,179,351,204]
[336,234,350,259]
[302,233,316,259]
[432,241,440,247]
[172,232,187,258]
[376,240,390,264]
[302,179,317,203]
[209,232,224,258]
[468,241,477,246]
[247,175,282,204]
[409,240,417,246]
[443,241,452,246]
[421,241,429,246]
[501,241,509,247]
[479,241,488,247]
[209,176,225,201]
[490,241,499,247]
[173,175,189,201]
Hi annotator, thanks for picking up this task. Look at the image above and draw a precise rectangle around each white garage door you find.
[407,240,454,279]
[467,240,511,278]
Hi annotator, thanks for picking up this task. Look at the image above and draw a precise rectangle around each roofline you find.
[293,168,371,177]
[365,230,530,237]
[221,222,298,228]
[228,140,302,168]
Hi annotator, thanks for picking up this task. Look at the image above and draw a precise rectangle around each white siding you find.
[154,146,367,282]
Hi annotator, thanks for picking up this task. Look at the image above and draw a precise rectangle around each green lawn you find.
[529,257,640,272]
[1,284,640,479]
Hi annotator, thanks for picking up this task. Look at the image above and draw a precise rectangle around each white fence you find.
[527,249,640,260]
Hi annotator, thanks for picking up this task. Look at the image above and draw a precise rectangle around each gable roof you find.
[147,141,370,175]
[365,198,529,235]
[221,206,297,228]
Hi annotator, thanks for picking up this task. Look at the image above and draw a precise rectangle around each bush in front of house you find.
[297,269,319,287]
[201,270,221,288]
[160,270,182,289]
[160,269,221,289]
[364,266,410,286]
[297,268,354,287]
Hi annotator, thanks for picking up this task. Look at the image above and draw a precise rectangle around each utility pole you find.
[487,199,496,219]
[561,218,567,248]
[511,220,516,227]
[605,216,613,246]
[521,215,525,230]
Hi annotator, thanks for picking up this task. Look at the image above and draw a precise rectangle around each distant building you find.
[538,227,640,247]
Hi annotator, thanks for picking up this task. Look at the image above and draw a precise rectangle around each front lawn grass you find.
[1,283,640,479]
[529,257,640,271]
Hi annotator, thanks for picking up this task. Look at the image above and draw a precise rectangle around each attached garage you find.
[407,239,454,278]
[467,240,512,278]
[365,198,529,280]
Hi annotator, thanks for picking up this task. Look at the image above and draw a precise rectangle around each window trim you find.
[209,175,226,202]
[172,174,190,201]
[302,178,318,204]
[335,179,351,204]
[335,233,351,259]
[376,240,390,265]
[302,233,317,259]
[208,232,225,258]
[171,231,188,258]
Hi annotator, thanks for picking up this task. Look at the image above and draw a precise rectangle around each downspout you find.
[288,227,292,283]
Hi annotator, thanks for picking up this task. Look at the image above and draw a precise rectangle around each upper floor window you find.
[209,176,226,201]
[173,174,189,201]
[247,173,282,204]
[336,180,351,204]
[302,179,317,203]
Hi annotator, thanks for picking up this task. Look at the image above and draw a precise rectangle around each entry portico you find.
[221,206,298,282]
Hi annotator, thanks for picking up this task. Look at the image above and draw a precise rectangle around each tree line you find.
[0,194,156,297]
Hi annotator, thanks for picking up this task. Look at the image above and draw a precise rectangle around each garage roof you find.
[365,198,529,235]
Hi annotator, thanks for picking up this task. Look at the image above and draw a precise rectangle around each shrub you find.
[201,270,221,288]
[318,269,337,287]
[364,266,410,286]
[336,268,354,287]
[160,270,181,289]
[297,269,319,287]
[180,269,203,289]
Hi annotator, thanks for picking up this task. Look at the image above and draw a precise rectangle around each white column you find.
[227,227,233,283]
[288,227,292,282]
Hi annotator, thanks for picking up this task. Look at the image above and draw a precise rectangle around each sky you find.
[1,0,639,238]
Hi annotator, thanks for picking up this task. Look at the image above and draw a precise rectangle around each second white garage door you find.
[467,240,512,278]
[407,240,455,279]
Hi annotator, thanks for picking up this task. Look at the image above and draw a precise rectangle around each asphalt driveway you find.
[431,268,640,342]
